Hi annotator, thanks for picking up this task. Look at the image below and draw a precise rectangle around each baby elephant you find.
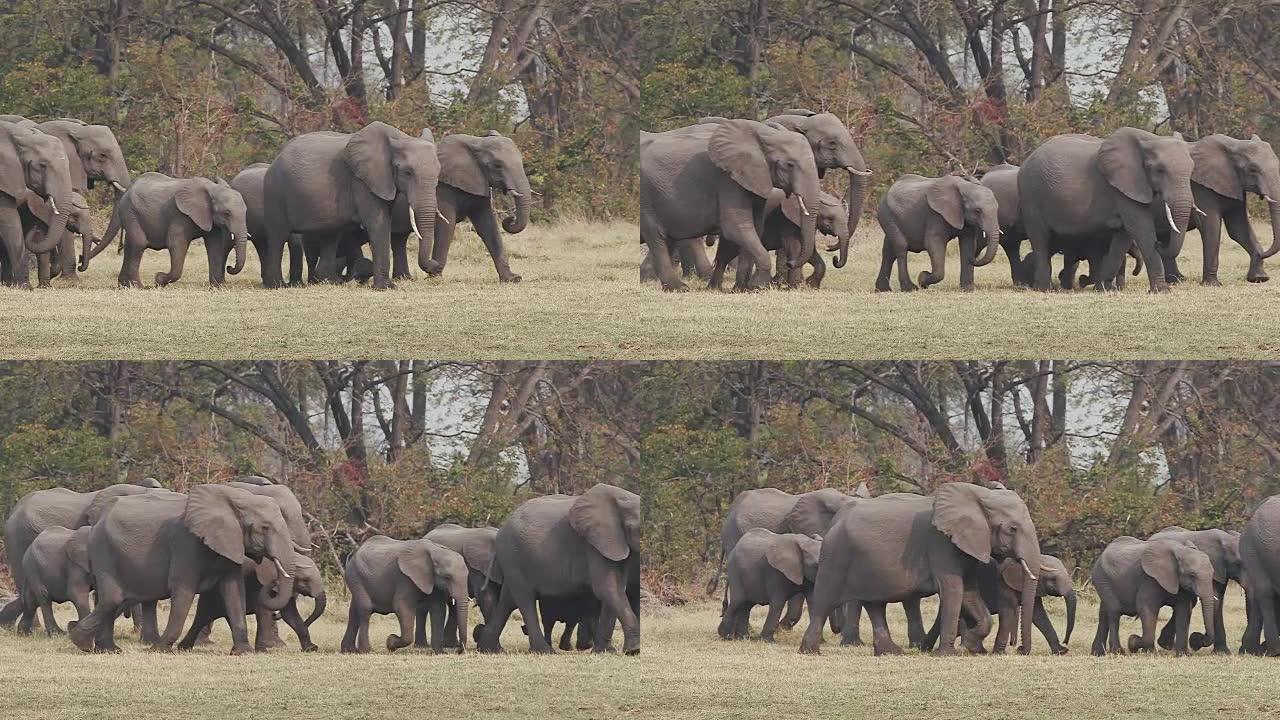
[342,535,470,653]
[85,172,250,287]
[1090,536,1217,656]
[18,526,94,636]
[710,189,850,290]
[719,528,823,641]
[876,174,1001,291]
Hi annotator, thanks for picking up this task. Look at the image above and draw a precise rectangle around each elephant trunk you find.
[1198,587,1216,648]
[501,173,531,234]
[258,567,294,611]
[1262,196,1280,259]
[226,223,248,276]
[258,534,297,611]
[78,215,98,273]
[1063,589,1076,645]
[85,207,122,264]
[972,216,1001,267]
[452,585,470,651]
[25,198,70,255]
[836,168,870,268]
[303,589,326,627]
[414,188,440,272]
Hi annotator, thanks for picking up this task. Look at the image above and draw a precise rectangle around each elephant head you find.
[40,119,131,195]
[437,131,531,233]
[570,483,641,563]
[932,482,1042,654]
[766,533,823,587]
[232,475,274,486]
[183,484,299,612]
[707,119,820,271]
[1001,553,1076,648]
[929,175,1001,267]
[22,191,95,262]
[1190,133,1280,259]
[343,122,440,273]
[287,554,327,628]
[170,179,250,280]
[0,122,74,265]
[1142,539,1217,648]
[398,539,471,651]
[784,488,857,537]
[1098,127,1195,237]
[227,481,311,554]
[766,110,873,268]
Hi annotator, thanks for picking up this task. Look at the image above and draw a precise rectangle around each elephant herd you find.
[713,482,1280,658]
[0,114,532,290]
[640,113,1280,293]
[0,479,641,657]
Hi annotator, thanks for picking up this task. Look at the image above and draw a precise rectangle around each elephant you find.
[708,189,850,290]
[1089,536,1217,656]
[1,481,159,632]
[83,173,249,287]
[177,553,326,652]
[422,523,501,649]
[719,528,823,642]
[478,483,640,655]
[875,173,1001,291]
[1,191,96,287]
[262,121,439,289]
[0,120,75,288]
[68,485,300,654]
[16,526,94,637]
[401,130,531,283]
[640,119,820,292]
[1238,495,1280,655]
[798,483,1044,656]
[1157,134,1280,285]
[1148,527,1241,654]
[340,535,469,653]
[530,593,600,651]
[921,553,1076,655]
[1018,128,1195,292]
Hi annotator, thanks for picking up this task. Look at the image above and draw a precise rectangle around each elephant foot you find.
[1126,634,1147,653]
[1248,272,1269,283]
[874,278,891,292]
[929,645,955,657]
[1157,635,1174,651]
[392,272,414,282]
[799,638,822,655]
[498,273,522,283]
[1165,273,1184,285]
[69,626,95,652]
[661,280,689,293]
[1148,282,1171,294]
[146,643,175,654]
[777,620,796,631]
[372,278,396,291]
[1051,645,1069,655]
[154,272,173,287]
[1201,276,1222,287]
[93,643,122,654]
[119,279,143,289]
[760,634,776,643]
[624,647,639,656]
[386,634,409,652]
[840,636,864,647]
[301,642,319,653]
[960,283,976,292]
[230,643,254,656]
[805,276,822,290]
[1188,632,1209,651]
[915,271,932,288]
[874,641,905,657]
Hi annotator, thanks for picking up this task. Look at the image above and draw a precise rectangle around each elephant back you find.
[724,488,796,549]
[425,524,501,584]
[227,482,309,549]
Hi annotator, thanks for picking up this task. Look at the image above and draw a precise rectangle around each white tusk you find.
[111,181,127,194]
[1193,206,1207,218]
[273,557,291,579]
[1164,203,1176,229]
[48,196,59,215]
[1265,195,1277,205]
[846,166,873,176]
[409,206,423,240]
[230,232,236,243]
[508,190,523,198]
[437,211,450,225]
[797,195,811,217]
[1020,558,1038,582]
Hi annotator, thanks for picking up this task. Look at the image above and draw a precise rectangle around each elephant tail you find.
[706,545,726,597]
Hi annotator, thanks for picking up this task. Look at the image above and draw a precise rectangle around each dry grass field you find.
[2,219,1278,359]
[0,593,649,720]
[642,588,1280,720]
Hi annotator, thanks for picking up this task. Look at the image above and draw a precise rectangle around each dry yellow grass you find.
[2,220,1278,359]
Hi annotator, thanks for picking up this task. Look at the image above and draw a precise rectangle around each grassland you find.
[1,220,1278,359]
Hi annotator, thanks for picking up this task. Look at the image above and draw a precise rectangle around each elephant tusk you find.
[1193,205,1207,218]
[508,190,523,198]
[1164,203,1176,230]
[272,557,291,579]
[846,166,873,176]
[437,211,450,225]
[1265,195,1277,205]
[1019,558,1038,582]
[111,181,127,194]
[409,206,423,240]
[48,196,59,215]
[797,195,811,217]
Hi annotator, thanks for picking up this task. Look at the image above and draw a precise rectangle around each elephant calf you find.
[18,526,94,636]
[178,554,327,652]
[341,536,470,653]
[1090,536,1217,656]
[875,174,1001,291]
[710,189,850,291]
[719,529,823,642]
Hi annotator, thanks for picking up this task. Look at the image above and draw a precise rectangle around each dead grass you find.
[0,593,648,720]
[2,220,1277,359]
[640,587,1280,720]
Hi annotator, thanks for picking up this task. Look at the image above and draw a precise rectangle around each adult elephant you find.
[875,173,1001,291]
[1238,496,1280,655]
[0,120,75,288]
[798,483,1044,656]
[1,480,160,631]
[423,523,501,648]
[640,119,819,292]
[262,121,439,290]
[341,536,469,653]
[1018,127,1194,292]
[1149,526,1241,654]
[68,485,299,654]
[83,173,249,287]
[1090,536,1216,656]
[478,483,640,655]
[719,529,824,642]
[17,526,94,636]
[1160,134,1280,285]
[709,189,850,290]
[402,130,530,283]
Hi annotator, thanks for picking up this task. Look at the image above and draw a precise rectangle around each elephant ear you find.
[25,193,54,225]
[0,125,30,201]
[1098,131,1154,203]
[253,558,281,587]
[853,482,871,499]
[765,537,806,586]
[1189,136,1243,200]
[927,178,965,230]
[708,120,775,200]
[175,183,213,233]
[66,528,92,575]
[420,128,434,143]
[1140,543,1180,595]
[999,558,1026,592]
[931,483,992,563]
[570,486,631,562]
[397,541,436,594]
[785,492,843,536]
[343,122,397,202]
[183,485,248,566]
[438,135,488,196]
[778,195,805,228]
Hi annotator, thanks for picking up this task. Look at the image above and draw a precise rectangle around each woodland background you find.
[0,0,641,218]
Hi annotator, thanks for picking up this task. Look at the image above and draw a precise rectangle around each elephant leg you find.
[1195,210,1224,284]
[1023,213,1056,291]
[920,614,940,652]
[207,235,231,286]
[1257,585,1280,656]
[70,576,123,653]
[594,605,618,651]
[557,619,575,651]
[718,590,744,639]
[1171,596,1191,656]
[424,206,453,276]
[676,238,713,280]
[1157,613,1177,650]
[118,222,146,288]
[1121,210,1170,293]
[932,574,964,656]
[1091,606,1109,656]
[760,599,786,642]
[1223,208,1269,283]
[641,214,687,292]
[874,234,895,291]
[415,603,431,648]
[280,598,317,652]
[732,602,750,639]
[591,568,638,655]
[178,592,222,650]
[469,209,520,283]
[1031,598,1065,654]
[958,232,976,291]
[1128,603,1159,653]
[839,600,863,646]
[894,244,916,292]
[780,593,804,629]
[137,602,160,645]
[916,235,950,289]
[806,249,826,289]
[576,616,594,651]
[903,597,926,649]
[516,593,553,654]
[155,228,190,287]
[37,602,59,637]
[341,591,369,654]
[708,240,738,291]
[1210,584,1230,654]
[153,587,197,652]
[385,592,416,652]
[478,583,517,653]
[866,603,903,656]
[0,208,30,288]
[958,589,990,653]
[732,253,754,292]
[33,241,51,288]
[391,232,412,281]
